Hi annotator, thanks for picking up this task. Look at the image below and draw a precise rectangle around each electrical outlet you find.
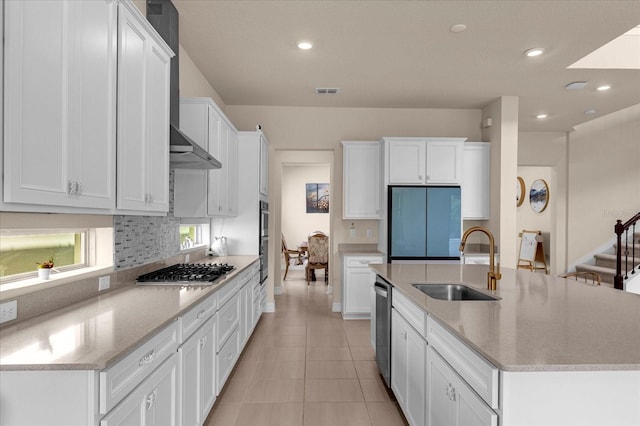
[98,276,110,291]
[185,254,190,263]
[0,300,17,324]
[366,229,373,238]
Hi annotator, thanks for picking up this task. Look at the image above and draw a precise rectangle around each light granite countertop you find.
[0,255,258,371]
[371,263,640,372]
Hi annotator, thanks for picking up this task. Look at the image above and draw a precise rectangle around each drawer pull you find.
[146,388,158,410]
[446,383,456,402]
[226,352,234,361]
[138,349,155,367]
[196,310,206,319]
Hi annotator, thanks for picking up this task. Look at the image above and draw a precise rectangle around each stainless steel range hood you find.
[170,126,221,169]
[147,0,221,170]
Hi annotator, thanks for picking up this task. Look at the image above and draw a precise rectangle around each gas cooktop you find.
[136,263,235,286]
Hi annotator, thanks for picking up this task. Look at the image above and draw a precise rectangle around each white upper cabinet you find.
[384,137,466,185]
[462,142,491,220]
[174,97,238,217]
[116,0,173,213]
[3,0,117,209]
[342,141,381,219]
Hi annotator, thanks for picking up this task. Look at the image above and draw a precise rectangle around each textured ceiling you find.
[173,0,640,132]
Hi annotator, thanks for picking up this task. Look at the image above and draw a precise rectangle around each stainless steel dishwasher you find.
[374,275,392,388]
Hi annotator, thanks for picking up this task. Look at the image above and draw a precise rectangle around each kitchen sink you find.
[412,284,499,301]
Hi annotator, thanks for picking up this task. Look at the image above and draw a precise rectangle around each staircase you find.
[576,231,640,288]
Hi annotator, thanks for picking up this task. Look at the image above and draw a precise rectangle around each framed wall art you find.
[306,183,330,213]
[529,179,549,213]
[517,177,525,207]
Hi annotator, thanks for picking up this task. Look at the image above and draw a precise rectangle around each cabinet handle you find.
[418,175,423,180]
[401,331,407,339]
[226,352,234,361]
[138,349,155,367]
[200,336,207,348]
[196,309,206,319]
[67,181,77,195]
[146,388,158,410]
[446,383,456,402]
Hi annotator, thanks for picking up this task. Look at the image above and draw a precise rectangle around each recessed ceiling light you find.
[584,109,597,115]
[524,47,545,57]
[597,85,611,91]
[450,24,467,33]
[536,113,548,119]
[297,41,313,50]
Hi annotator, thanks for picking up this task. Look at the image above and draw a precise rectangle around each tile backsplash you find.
[114,215,180,269]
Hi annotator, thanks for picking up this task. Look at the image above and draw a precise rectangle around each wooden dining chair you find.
[281,234,301,280]
[559,271,601,286]
[306,232,329,285]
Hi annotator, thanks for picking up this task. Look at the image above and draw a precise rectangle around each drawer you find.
[216,326,239,395]
[392,288,426,338]
[426,316,499,409]
[179,292,216,343]
[216,275,239,308]
[100,353,178,426]
[345,255,384,268]
[100,320,179,414]
[216,292,240,351]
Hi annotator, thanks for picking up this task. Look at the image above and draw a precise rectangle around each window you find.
[180,224,209,250]
[0,230,87,281]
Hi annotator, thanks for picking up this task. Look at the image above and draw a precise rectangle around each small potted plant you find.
[36,257,55,280]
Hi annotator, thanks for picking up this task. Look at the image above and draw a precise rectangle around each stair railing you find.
[614,212,640,290]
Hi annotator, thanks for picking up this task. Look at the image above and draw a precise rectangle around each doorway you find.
[273,150,334,298]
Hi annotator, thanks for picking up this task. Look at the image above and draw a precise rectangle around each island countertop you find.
[0,255,258,371]
[371,263,640,372]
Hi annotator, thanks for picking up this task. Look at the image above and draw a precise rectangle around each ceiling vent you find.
[315,88,340,94]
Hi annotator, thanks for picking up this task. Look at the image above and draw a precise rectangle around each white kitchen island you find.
[371,263,640,426]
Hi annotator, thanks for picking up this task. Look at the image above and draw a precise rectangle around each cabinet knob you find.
[401,331,407,339]
[196,309,206,319]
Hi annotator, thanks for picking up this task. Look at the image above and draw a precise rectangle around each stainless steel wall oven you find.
[259,201,269,284]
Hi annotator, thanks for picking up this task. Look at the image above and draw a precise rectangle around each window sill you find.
[0,265,114,300]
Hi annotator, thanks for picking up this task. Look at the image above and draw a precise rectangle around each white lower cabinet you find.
[342,255,384,319]
[391,308,426,426]
[179,316,216,426]
[101,353,178,426]
[426,346,497,426]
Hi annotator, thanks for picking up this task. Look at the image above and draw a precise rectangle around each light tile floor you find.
[204,268,408,426]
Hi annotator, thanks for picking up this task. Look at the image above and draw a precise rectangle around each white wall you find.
[481,97,519,269]
[281,164,330,247]
[567,104,640,266]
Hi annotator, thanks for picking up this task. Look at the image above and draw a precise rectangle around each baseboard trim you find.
[264,302,275,313]
[332,302,341,313]
[274,286,283,295]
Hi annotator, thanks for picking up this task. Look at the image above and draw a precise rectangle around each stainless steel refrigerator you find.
[387,186,461,262]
